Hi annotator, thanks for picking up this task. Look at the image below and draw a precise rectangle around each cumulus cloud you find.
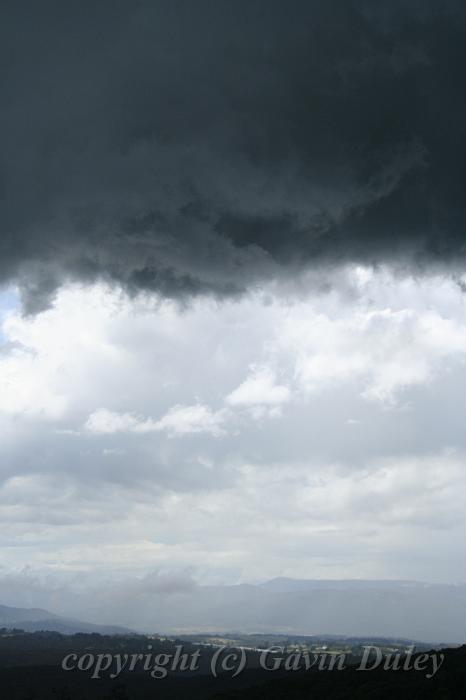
[226,368,291,408]
[86,404,227,437]
[282,307,466,403]
[153,403,226,437]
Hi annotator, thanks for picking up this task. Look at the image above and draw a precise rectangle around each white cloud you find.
[85,404,226,437]
[85,408,143,434]
[278,306,466,403]
[153,403,226,437]
[226,368,291,407]
[0,345,68,419]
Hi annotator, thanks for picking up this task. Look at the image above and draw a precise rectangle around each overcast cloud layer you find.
[1,1,466,311]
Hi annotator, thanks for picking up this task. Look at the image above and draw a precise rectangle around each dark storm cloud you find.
[1,0,465,309]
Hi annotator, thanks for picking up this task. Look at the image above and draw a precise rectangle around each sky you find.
[1,0,466,625]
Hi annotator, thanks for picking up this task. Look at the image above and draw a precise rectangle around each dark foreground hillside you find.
[0,631,464,699]
[211,647,466,700]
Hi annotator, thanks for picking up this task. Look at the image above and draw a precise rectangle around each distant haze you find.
[1,577,466,644]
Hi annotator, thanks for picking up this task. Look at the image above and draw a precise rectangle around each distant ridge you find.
[260,578,427,593]
[0,604,132,635]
